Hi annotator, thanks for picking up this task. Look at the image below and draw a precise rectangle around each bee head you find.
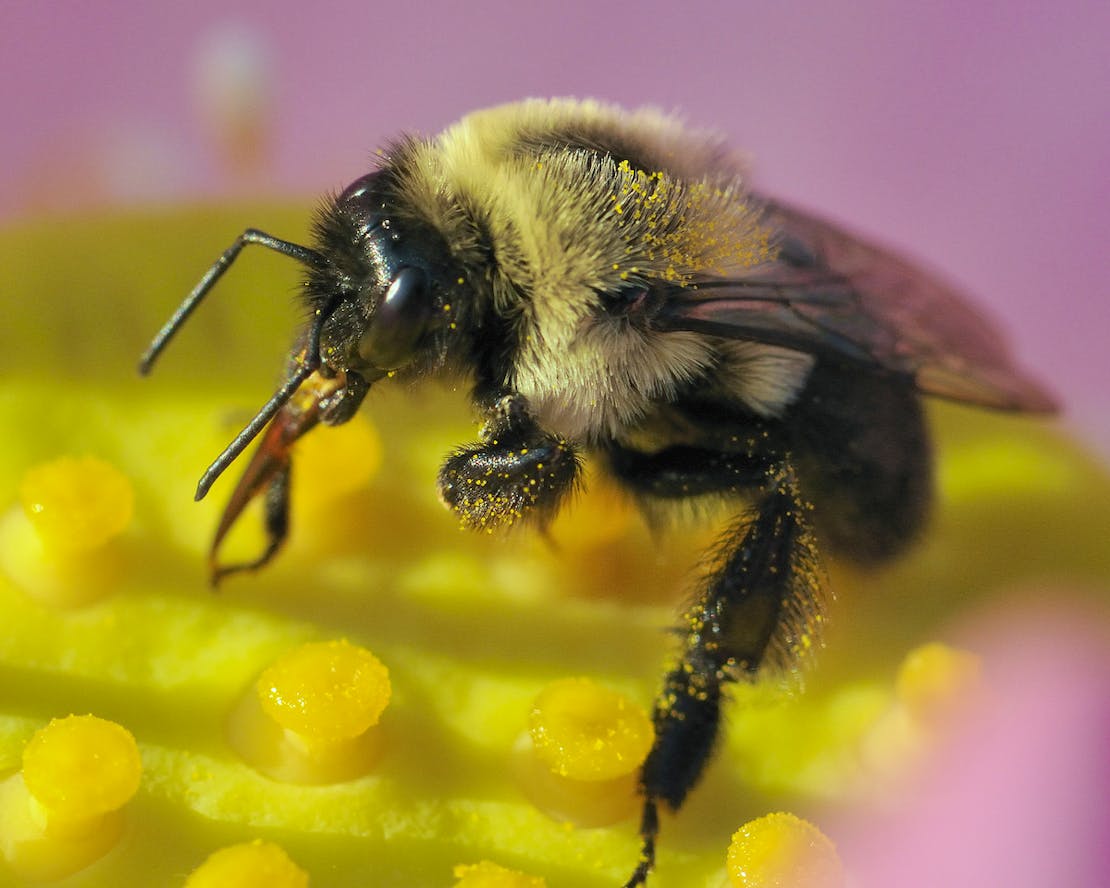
[307,172,458,383]
[139,170,466,504]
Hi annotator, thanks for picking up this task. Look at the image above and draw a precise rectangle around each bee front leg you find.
[209,466,290,587]
[208,373,369,586]
[436,392,581,532]
[622,460,823,887]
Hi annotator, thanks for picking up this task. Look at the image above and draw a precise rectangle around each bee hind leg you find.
[622,798,658,888]
[613,451,823,886]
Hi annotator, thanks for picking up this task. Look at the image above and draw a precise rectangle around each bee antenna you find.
[193,296,338,502]
[193,362,313,502]
[139,229,326,375]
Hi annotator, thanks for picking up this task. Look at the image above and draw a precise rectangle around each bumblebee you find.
[141,98,1056,886]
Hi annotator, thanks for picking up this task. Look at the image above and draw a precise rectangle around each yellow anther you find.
[529,677,653,781]
[258,639,391,743]
[516,678,651,825]
[453,860,547,887]
[0,715,141,880]
[19,456,133,553]
[726,812,845,888]
[22,715,141,821]
[231,639,391,784]
[185,840,309,888]
[895,641,981,728]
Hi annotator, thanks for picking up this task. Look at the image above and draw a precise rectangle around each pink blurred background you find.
[2,4,1107,884]
[3,1,1107,456]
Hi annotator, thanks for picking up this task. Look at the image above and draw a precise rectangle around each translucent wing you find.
[654,199,1057,412]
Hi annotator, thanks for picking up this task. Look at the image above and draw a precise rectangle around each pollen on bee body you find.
[0,715,142,881]
[184,839,308,888]
[227,639,391,784]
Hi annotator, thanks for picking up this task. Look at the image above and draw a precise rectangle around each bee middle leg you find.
[607,444,777,498]
[609,445,820,887]
[437,393,581,531]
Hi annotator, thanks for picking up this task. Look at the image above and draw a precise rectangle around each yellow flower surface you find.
[0,208,1106,886]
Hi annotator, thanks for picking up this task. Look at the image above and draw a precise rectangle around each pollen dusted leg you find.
[436,393,581,531]
[611,451,821,888]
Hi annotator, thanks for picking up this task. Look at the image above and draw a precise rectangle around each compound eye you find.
[357,266,431,369]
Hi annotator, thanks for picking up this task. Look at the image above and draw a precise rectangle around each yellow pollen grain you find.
[726,812,845,888]
[184,840,309,888]
[528,677,654,781]
[21,715,142,819]
[257,639,391,743]
[19,456,133,553]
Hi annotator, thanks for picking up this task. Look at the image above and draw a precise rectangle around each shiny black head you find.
[306,171,461,383]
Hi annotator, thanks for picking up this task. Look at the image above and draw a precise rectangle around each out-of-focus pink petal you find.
[837,596,1110,888]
